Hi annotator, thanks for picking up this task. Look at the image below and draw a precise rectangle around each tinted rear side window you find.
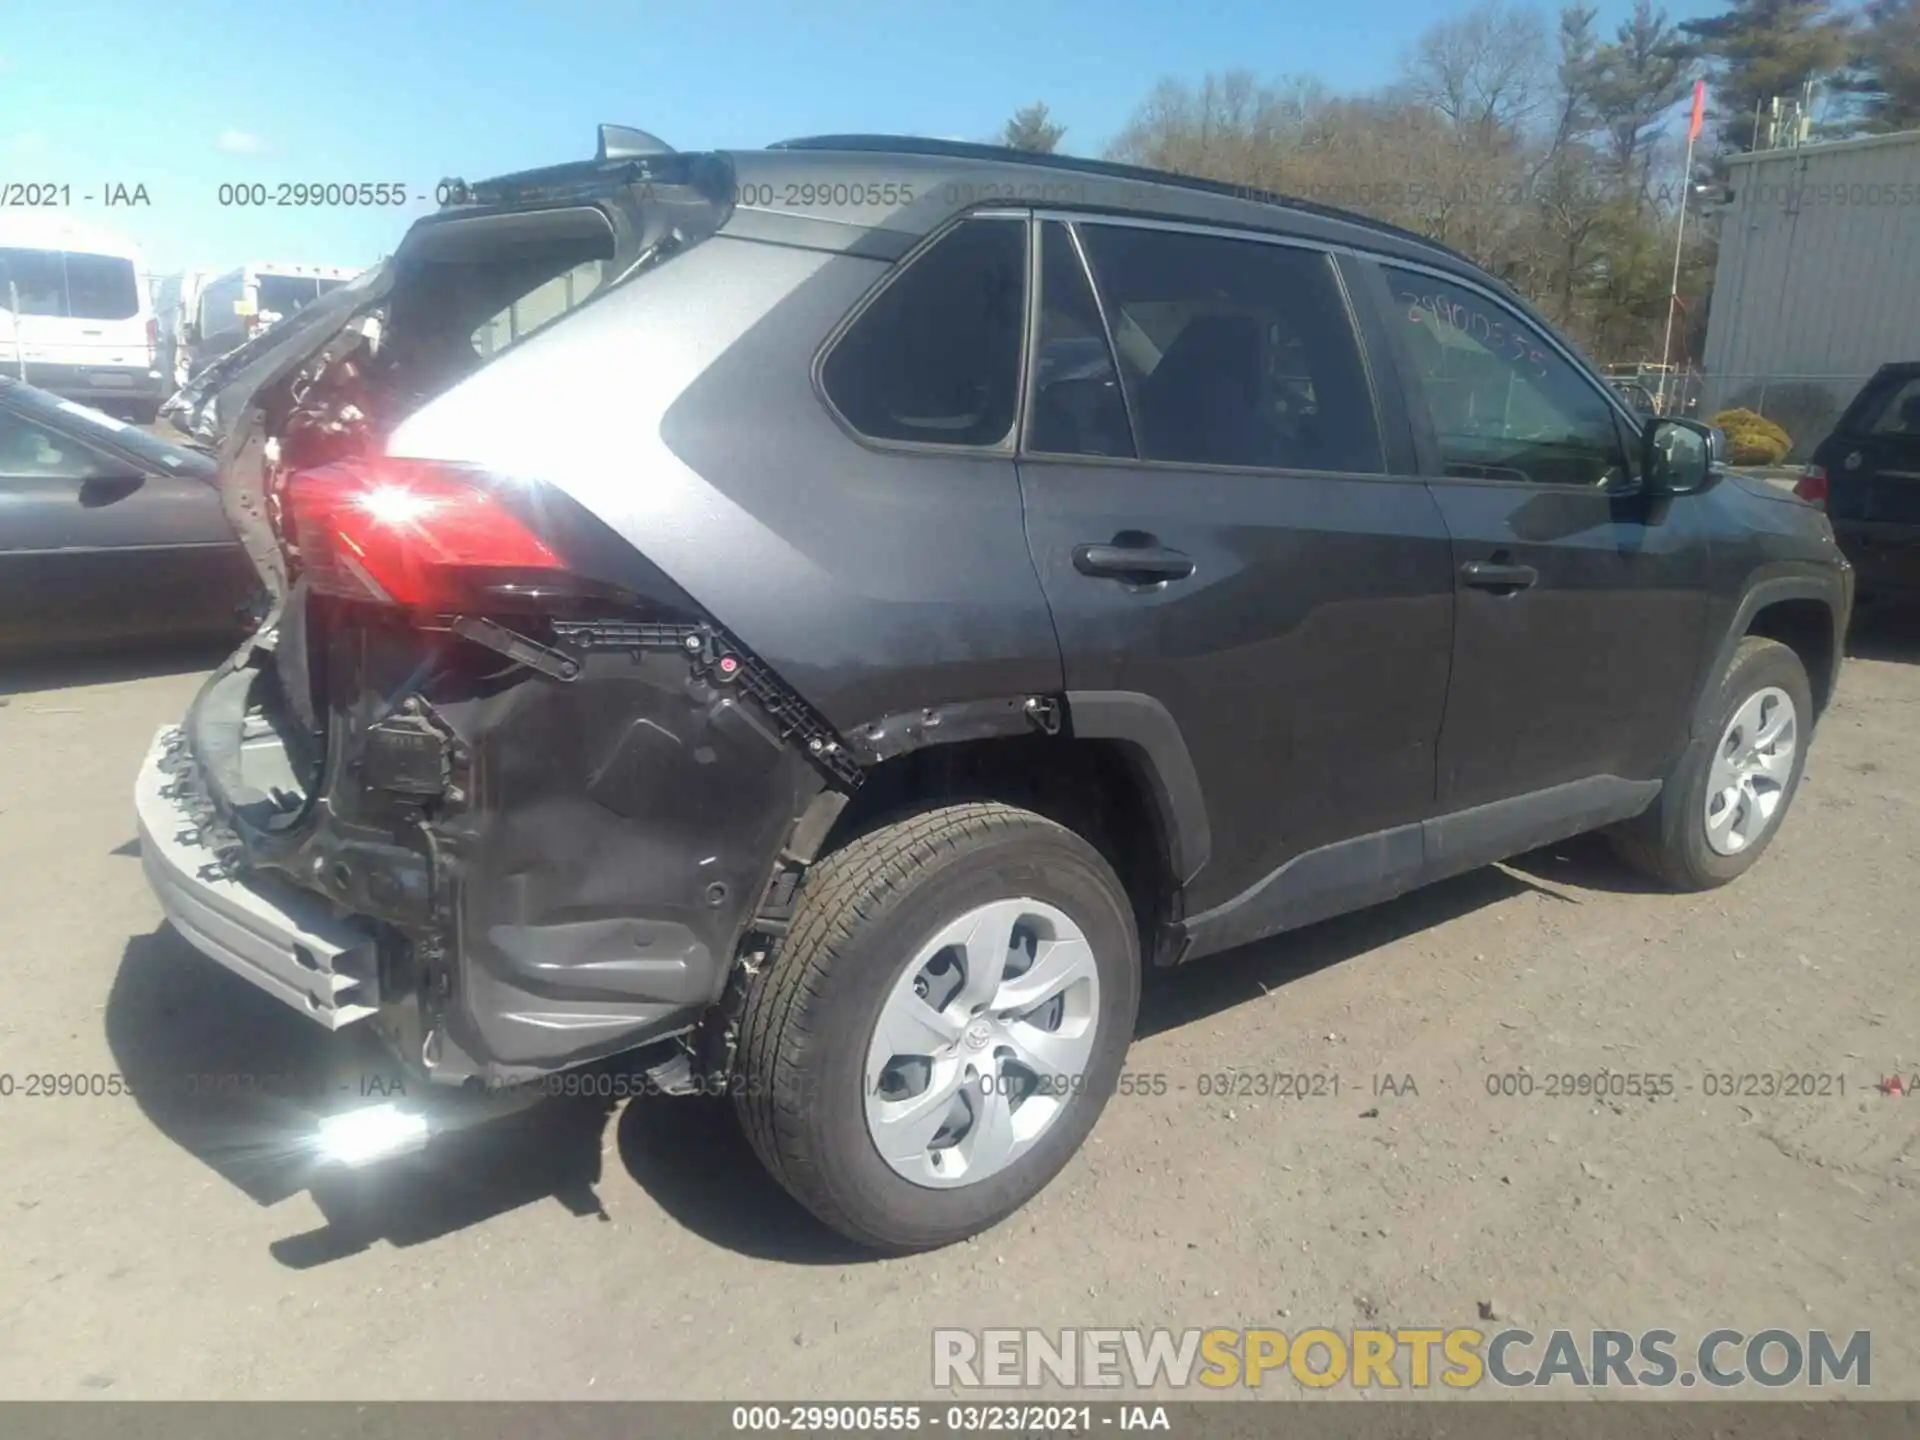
[822,218,1026,447]
[1861,375,1920,436]
[1075,225,1382,473]
[1027,221,1135,459]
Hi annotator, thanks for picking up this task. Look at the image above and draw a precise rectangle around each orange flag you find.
[1689,80,1706,142]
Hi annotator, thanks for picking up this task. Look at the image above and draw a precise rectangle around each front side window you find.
[1074,224,1383,473]
[822,218,1026,447]
[1383,265,1627,488]
[0,410,121,481]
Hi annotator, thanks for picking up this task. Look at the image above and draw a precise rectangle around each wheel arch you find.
[814,711,1200,966]
[1694,573,1847,736]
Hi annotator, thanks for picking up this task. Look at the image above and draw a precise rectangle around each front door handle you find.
[1073,543,1195,583]
[1460,559,1539,593]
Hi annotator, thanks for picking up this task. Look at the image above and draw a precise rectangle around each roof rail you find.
[768,133,1473,266]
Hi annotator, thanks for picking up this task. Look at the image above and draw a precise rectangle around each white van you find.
[151,268,211,391]
[185,262,358,379]
[0,214,163,420]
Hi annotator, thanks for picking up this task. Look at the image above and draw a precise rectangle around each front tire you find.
[1610,636,1813,890]
[733,802,1140,1252]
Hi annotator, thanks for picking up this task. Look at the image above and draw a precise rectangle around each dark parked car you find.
[0,377,256,655]
[1798,362,1920,608]
[136,127,1851,1252]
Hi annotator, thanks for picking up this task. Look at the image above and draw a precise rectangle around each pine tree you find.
[1001,104,1067,153]
[1840,0,1920,132]
[1678,0,1853,151]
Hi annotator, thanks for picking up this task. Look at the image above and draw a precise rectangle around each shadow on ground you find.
[1,639,232,698]
[1846,604,1920,665]
[105,926,619,1268]
[108,848,1577,1265]
[1502,829,1673,897]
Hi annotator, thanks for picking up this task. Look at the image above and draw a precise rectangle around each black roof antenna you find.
[599,124,675,161]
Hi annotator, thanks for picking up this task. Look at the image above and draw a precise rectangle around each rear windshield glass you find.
[389,214,622,381]
[0,248,140,320]
[255,275,324,319]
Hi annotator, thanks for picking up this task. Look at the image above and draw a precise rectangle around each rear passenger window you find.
[1028,222,1135,459]
[822,218,1025,448]
[1074,225,1382,473]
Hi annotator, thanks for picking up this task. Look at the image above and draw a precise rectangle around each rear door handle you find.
[1460,559,1538,593]
[1073,543,1195,583]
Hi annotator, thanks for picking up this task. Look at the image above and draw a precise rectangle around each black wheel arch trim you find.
[1692,568,1851,738]
[1063,690,1211,886]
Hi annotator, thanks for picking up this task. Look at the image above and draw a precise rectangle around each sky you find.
[1,0,1731,277]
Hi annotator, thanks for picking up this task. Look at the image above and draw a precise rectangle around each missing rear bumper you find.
[136,725,382,1028]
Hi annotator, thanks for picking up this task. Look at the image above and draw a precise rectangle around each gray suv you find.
[142,126,1851,1251]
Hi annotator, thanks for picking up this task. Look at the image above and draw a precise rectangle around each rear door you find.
[1017,216,1456,942]
[0,247,149,376]
[0,397,242,649]
[1363,257,1710,819]
[192,273,249,368]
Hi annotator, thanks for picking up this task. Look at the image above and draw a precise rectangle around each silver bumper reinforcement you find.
[135,725,380,1028]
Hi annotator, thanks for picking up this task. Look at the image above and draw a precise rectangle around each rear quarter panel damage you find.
[382,233,1066,736]
[394,635,824,1073]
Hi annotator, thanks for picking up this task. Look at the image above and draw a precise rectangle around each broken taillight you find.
[284,456,567,611]
[1794,465,1828,509]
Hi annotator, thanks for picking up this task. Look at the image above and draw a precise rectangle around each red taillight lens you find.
[1794,465,1828,508]
[285,456,565,610]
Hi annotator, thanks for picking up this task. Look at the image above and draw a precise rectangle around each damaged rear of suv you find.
[141,126,1848,1253]
[143,125,1136,1251]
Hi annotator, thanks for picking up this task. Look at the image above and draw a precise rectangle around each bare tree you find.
[1401,0,1552,145]
[1100,0,1716,366]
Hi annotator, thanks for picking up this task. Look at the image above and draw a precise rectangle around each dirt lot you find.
[1,623,1916,1401]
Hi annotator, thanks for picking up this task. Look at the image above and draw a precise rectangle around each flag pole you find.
[1660,80,1706,413]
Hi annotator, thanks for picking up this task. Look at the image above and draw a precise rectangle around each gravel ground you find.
[0,621,1916,1400]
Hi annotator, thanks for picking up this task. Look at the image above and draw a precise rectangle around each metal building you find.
[1700,128,1920,457]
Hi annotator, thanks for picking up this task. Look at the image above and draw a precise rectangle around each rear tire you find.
[1610,636,1812,890]
[733,802,1140,1253]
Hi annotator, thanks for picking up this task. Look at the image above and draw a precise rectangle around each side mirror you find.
[1641,417,1716,496]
